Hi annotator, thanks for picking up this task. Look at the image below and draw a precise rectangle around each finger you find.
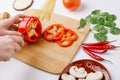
[0,14,27,29]
[3,47,15,61]
[5,14,27,26]
[14,14,27,18]
[4,30,22,36]
[12,42,21,52]
[8,24,18,31]
[14,18,24,24]
[10,14,26,23]
[10,35,24,47]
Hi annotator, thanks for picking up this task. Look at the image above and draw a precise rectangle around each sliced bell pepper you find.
[57,28,78,47]
[18,16,42,42]
[43,24,65,41]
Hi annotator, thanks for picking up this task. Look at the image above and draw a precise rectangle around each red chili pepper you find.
[83,47,103,61]
[82,40,116,46]
[87,48,107,54]
[43,24,65,41]
[18,16,42,42]
[83,47,112,63]
[57,28,78,47]
[82,44,117,50]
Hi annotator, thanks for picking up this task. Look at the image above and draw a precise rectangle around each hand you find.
[0,35,24,61]
[0,14,26,36]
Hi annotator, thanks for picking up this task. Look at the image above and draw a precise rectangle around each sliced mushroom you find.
[86,71,103,80]
[61,73,76,80]
[69,66,87,79]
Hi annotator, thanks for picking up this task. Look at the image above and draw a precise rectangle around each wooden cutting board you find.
[14,9,90,74]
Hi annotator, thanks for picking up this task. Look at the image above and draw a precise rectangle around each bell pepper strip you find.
[57,28,78,47]
[43,24,65,41]
[18,16,42,42]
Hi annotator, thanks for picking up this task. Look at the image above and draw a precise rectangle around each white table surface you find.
[0,0,120,80]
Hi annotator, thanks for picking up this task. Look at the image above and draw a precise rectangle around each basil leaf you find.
[91,9,101,15]
[93,25,104,31]
[101,12,109,16]
[97,17,105,25]
[80,18,86,28]
[110,27,120,35]
[85,15,92,23]
[104,21,116,28]
[106,14,117,21]
[90,17,97,24]
[94,33,107,41]
[99,27,108,34]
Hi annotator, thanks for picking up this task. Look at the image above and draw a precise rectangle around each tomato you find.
[62,0,81,11]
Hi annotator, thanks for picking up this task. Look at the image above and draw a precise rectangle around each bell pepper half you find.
[18,16,42,42]
[43,24,65,41]
[57,28,78,47]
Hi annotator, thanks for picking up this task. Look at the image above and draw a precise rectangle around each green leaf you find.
[79,9,120,41]
[101,12,109,17]
[110,27,120,35]
[94,33,107,41]
[90,17,97,24]
[80,18,86,28]
[104,21,116,28]
[93,25,108,34]
[85,15,92,23]
[91,9,101,15]
[93,13,101,18]
[106,14,117,21]
[99,27,108,34]
[97,17,105,25]
[93,25,104,31]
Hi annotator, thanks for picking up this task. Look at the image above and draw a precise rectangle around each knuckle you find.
[5,57,11,61]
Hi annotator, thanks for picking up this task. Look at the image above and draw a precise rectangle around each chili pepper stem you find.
[77,27,85,32]
[109,39,117,43]
[114,46,120,48]
[77,26,81,30]
[103,58,113,64]
[89,29,95,34]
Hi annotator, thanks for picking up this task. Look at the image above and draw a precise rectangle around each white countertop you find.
[0,0,120,80]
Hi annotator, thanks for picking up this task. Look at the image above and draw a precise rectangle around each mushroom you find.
[61,73,76,80]
[69,66,87,79]
[0,12,10,20]
[86,71,103,80]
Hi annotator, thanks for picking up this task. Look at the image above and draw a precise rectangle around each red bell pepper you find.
[18,16,42,42]
[57,28,78,47]
[43,24,65,41]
